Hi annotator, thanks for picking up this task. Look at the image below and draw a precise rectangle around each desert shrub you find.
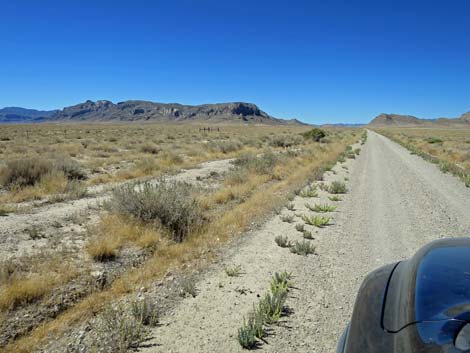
[238,317,258,349]
[179,278,197,297]
[54,157,86,180]
[109,181,204,242]
[329,181,347,194]
[234,151,278,175]
[136,157,158,174]
[295,223,305,232]
[328,195,342,201]
[303,230,314,239]
[0,156,86,189]
[0,159,54,188]
[65,180,88,199]
[89,304,149,353]
[208,140,242,154]
[258,288,287,324]
[462,175,470,188]
[439,161,450,173]
[425,137,443,144]
[301,214,331,227]
[160,150,183,164]
[306,203,336,212]
[225,265,242,277]
[269,134,303,148]
[290,240,315,256]
[302,128,326,142]
[131,298,159,326]
[280,214,294,223]
[271,271,291,293]
[275,235,291,248]
[224,169,248,186]
[290,240,316,256]
[299,185,318,198]
[140,143,160,154]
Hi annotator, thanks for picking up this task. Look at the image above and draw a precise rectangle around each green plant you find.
[299,186,318,198]
[328,181,347,194]
[280,214,294,223]
[286,202,295,211]
[302,128,326,142]
[463,175,470,188]
[275,235,291,248]
[301,214,331,227]
[328,195,342,201]
[258,290,287,324]
[295,223,305,232]
[439,162,450,173]
[238,318,258,349]
[108,181,204,242]
[302,230,314,239]
[290,240,316,256]
[270,271,292,293]
[225,265,242,277]
[305,203,336,213]
[250,309,266,339]
[425,137,443,144]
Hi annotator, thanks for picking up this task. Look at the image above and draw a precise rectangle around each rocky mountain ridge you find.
[0,100,304,125]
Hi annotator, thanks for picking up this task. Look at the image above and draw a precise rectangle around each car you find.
[337,238,470,353]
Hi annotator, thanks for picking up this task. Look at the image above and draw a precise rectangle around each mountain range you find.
[368,111,470,127]
[0,100,304,125]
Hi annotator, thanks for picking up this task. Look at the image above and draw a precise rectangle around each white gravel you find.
[139,131,470,353]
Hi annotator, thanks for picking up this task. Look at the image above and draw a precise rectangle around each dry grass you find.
[86,215,162,261]
[0,258,78,311]
[1,127,360,353]
[0,124,313,204]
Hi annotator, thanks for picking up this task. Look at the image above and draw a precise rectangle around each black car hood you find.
[382,238,470,346]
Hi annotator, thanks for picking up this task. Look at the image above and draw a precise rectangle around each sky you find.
[0,0,469,124]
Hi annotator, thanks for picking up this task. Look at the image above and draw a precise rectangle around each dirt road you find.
[140,130,470,353]
[0,158,233,261]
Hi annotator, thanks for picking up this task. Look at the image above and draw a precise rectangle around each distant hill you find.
[459,111,470,123]
[368,112,470,127]
[0,100,305,125]
[0,107,57,123]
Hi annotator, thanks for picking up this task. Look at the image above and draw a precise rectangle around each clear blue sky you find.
[1,0,469,124]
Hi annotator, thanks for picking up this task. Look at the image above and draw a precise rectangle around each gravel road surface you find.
[141,131,470,353]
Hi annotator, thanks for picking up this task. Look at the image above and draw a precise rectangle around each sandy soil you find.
[139,131,470,353]
[0,159,233,261]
